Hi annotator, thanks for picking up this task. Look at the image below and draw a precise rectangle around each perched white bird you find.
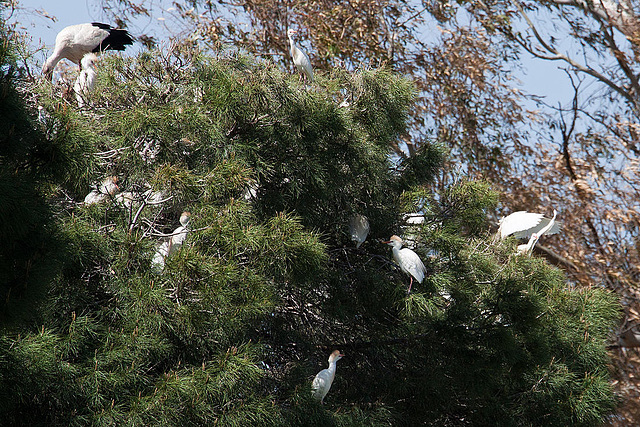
[151,241,170,273]
[517,210,557,256]
[144,189,167,205]
[115,188,167,210]
[115,191,137,209]
[84,176,120,205]
[402,213,425,225]
[311,350,344,404]
[168,211,191,255]
[497,210,561,241]
[152,212,191,273]
[384,235,427,293]
[349,214,370,248]
[42,22,133,81]
[287,28,314,83]
[73,53,98,107]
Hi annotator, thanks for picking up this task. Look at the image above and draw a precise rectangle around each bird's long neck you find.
[42,53,61,81]
[84,67,97,78]
[391,245,402,263]
[523,234,539,254]
[326,360,337,378]
[288,35,296,56]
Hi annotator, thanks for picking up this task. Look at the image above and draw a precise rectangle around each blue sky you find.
[11,0,575,110]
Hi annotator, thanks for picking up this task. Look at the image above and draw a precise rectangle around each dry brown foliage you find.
[100,0,640,422]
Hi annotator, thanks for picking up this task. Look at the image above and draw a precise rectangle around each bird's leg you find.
[407,277,413,294]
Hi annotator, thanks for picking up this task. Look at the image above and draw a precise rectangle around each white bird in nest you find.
[116,188,167,210]
[73,53,98,107]
[383,235,427,293]
[349,214,370,248]
[516,210,557,256]
[84,176,120,205]
[496,210,561,241]
[152,212,191,273]
[287,28,314,84]
[42,22,134,81]
[311,350,344,404]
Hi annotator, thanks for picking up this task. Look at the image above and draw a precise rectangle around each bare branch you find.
[511,0,638,109]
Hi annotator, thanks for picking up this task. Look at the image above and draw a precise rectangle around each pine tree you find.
[0,28,620,426]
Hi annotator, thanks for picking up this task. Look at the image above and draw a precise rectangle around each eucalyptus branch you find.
[559,74,603,247]
[597,20,640,99]
[511,0,638,109]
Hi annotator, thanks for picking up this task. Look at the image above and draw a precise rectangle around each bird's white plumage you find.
[116,188,166,209]
[151,241,170,273]
[152,212,191,273]
[43,23,133,80]
[403,213,425,225]
[349,214,370,248]
[168,212,191,253]
[242,180,259,201]
[516,210,557,256]
[115,191,136,209]
[497,211,561,240]
[385,235,427,289]
[311,350,343,403]
[74,53,97,107]
[84,176,120,205]
[287,29,314,83]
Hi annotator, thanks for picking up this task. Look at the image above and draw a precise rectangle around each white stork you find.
[384,235,427,293]
[311,350,344,404]
[42,22,134,81]
[287,28,314,84]
[497,210,560,241]
[516,210,557,256]
[73,53,97,107]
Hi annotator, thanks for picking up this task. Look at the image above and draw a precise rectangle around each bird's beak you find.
[381,240,391,244]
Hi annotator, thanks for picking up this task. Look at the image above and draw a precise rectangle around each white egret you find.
[497,210,561,240]
[115,188,167,210]
[73,53,97,107]
[84,176,120,205]
[516,210,557,256]
[402,213,425,225]
[349,214,370,248]
[168,211,191,255]
[287,28,314,83]
[151,212,191,273]
[384,235,427,293]
[151,241,170,273]
[115,191,137,209]
[43,22,133,81]
[311,350,344,404]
